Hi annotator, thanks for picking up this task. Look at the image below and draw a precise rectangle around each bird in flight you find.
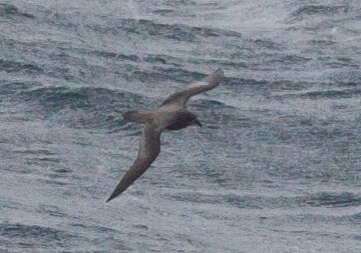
[106,69,224,202]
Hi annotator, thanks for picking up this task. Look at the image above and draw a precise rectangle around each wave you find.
[0,223,81,249]
[164,190,361,210]
[0,3,34,19]
[289,5,350,23]
[88,18,241,42]
[304,192,361,208]
[274,88,361,101]
[0,59,43,74]
[12,86,148,130]
[0,81,41,97]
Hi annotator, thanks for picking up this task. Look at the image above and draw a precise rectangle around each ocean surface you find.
[1,0,360,252]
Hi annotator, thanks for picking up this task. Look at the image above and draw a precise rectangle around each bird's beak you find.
[194,119,202,127]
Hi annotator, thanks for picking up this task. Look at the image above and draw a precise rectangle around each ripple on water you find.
[0,223,82,249]
[0,59,43,75]
[11,86,152,130]
[0,3,34,19]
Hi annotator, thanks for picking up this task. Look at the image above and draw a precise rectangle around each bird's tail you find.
[123,110,154,124]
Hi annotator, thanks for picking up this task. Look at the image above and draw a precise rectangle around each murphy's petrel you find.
[106,69,224,202]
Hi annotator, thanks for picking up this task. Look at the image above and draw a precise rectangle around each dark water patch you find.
[275,88,361,101]
[112,62,202,84]
[213,59,248,69]
[301,88,361,100]
[81,224,119,234]
[283,212,361,227]
[27,157,61,163]
[264,80,311,93]
[329,70,361,84]
[13,149,56,156]
[267,54,311,66]
[43,49,109,83]
[36,178,68,186]
[14,86,152,130]
[124,18,241,40]
[166,192,356,210]
[309,39,337,47]
[0,59,43,74]
[21,157,74,181]
[37,204,67,218]
[253,39,284,50]
[162,0,197,8]
[289,5,350,22]
[90,19,194,42]
[0,199,22,211]
[226,76,268,89]
[89,18,241,42]
[69,45,140,64]
[350,212,361,224]
[224,76,275,97]
[323,57,359,69]
[165,192,265,209]
[71,222,122,236]
[0,3,34,20]
[4,164,33,175]
[40,8,83,33]
[164,192,223,205]
[332,81,360,88]
[331,103,348,110]
[187,55,249,69]
[354,235,361,241]
[153,8,174,16]
[44,166,73,183]
[54,168,72,174]
[172,233,206,250]
[143,54,182,67]
[191,26,242,38]
[0,37,52,68]
[130,69,175,84]
[336,57,354,64]
[45,65,94,83]
[16,86,87,110]
[133,224,149,230]
[0,81,41,98]
[165,191,361,210]
[304,192,361,208]
[90,50,140,62]
[0,223,82,248]
[70,223,130,251]
[276,116,357,145]
[268,227,356,242]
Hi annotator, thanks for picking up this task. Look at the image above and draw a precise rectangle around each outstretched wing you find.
[159,68,224,109]
[106,123,161,202]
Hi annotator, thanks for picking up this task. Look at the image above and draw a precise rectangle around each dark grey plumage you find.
[106,69,224,202]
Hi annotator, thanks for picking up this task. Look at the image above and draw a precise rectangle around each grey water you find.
[0,0,360,252]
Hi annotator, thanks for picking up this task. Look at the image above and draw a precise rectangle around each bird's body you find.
[106,69,224,202]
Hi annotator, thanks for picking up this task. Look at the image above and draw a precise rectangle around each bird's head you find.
[188,113,202,127]
[190,117,202,127]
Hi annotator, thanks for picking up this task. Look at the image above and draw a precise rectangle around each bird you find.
[106,68,224,202]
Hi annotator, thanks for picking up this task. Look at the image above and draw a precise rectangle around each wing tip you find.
[106,181,137,202]
[106,185,128,202]
[106,187,123,203]
[105,194,115,203]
